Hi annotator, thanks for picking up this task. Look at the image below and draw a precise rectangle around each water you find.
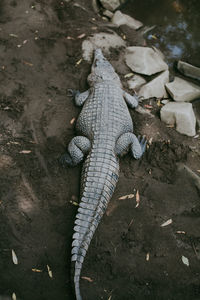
[123,0,200,67]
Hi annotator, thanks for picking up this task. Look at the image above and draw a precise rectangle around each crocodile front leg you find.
[115,133,146,159]
[123,91,139,108]
[60,136,91,167]
[68,89,90,106]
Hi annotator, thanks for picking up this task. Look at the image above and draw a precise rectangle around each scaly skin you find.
[61,49,146,300]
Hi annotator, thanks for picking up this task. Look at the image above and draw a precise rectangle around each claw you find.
[67,89,80,98]
[138,135,147,154]
[59,152,76,167]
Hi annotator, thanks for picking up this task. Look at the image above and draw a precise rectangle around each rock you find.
[99,0,120,11]
[111,10,143,30]
[138,70,169,99]
[125,46,168,76]
[127,75,146,90]
[177,61,200,81]
[165,77,200,102]
[82,32,126,61]
[161,99,170,105]
[160,102,196,136]
[102,9,114,19]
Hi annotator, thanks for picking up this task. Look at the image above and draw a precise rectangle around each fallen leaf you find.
[161,219,172,227]
[17,44,22,48]
[166,124,174,128]
[122,34,126,40]
[70,117,76,125]
[76,58,82,66]
[12,293,17,300]
[124,73,134,78]
[148,137,153,145]
[70,200,79,206]
[194,135,199,139]
[146,253,150,261]
[9,33,18,38]
[19,150,32,154]
[12,249,18,265]
[135,190,140,208]
[23,39,28,44]
[47,265,53,278]
[197,170,200,173]
[22,61,33,67]
[157,99,161,107]
[32,268,43,273]
[151,34,157,40]
[66,36,75,40]
[118,194,134,200]
[81,276,93,282]
[182,255,189,266]
[77,33,86,39]
[144,104,153,109]
[108,296,112,300]
[176,231,186,234]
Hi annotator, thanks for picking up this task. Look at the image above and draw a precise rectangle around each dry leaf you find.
[151,34,157,40]
[108,296,112,300]
[181,255,189,266]
[76,58,82,66]
[19,150,32,154]
[197,170,200,173]
[47,265,53,278]
[70,117,76,125]
[144,104,153,109]
[146,253,150,261]
[70,200,79,206]
[23,61,33,67]
[161,219,172,227]
[166,124,174,128]
[9,33,18,38]
[118,194,134,200]
[12,249,18,265]
[12,293,17,300]
[135,190,140,208]
[23,39,28,44]
[32,268,43,273]
[77,33,86,39]
[176,231,186,234]
[81,276,93,282]
[66,36,75,40]
[124,73,134,78]
[157,99,161,107]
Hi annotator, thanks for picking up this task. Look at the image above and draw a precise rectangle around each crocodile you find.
[61,48,146,300]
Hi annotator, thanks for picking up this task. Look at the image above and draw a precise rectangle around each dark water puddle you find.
[123,0,200,67]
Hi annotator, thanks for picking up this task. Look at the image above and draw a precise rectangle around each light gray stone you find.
[99,0,120,11]
[102,9,114,19]
[127,75,146,90]
[82,32,126,62]
[165,77,200,102]
[125,46,168,76]
[177,61,200,81]
[138,70,169,99]
[111,10,143,30]
[160,102,196,136]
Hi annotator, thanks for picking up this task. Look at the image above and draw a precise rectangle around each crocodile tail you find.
[71,151,119,300]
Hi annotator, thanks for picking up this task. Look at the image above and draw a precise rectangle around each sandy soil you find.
[0,1,200,299]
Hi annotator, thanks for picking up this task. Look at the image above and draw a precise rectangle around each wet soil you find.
[0,1,200,300]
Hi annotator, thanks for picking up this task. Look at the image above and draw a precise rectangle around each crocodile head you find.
[87,49,121,86]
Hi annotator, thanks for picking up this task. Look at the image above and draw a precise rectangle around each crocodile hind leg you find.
[115,133,146,159]
[60,136,91,167]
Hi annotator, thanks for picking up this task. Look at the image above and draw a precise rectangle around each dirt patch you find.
[0,1,200,300]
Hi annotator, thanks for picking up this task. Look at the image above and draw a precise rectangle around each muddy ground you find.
[0,1,200,300]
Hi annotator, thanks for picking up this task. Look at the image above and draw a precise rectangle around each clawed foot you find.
[67,89,80,98]
[138,135,147,154]
[59,152,76,167]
